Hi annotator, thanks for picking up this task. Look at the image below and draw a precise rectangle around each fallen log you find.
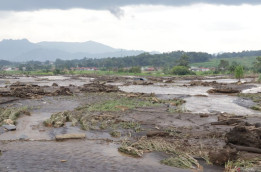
[229,144,261,154]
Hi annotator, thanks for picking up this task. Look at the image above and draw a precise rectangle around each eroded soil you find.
[0,74,261,172]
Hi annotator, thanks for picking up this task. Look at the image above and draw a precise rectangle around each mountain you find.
[0,39,145,62]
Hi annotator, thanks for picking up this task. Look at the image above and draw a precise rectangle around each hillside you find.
[0,39,145,62]
[191,56,257,68]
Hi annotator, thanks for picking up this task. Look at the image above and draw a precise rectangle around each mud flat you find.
[0,74,261,172]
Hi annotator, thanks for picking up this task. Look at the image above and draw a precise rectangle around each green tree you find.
[129,66,141,73]
[218,60,229,71]
[176,54,190,67]
[235,65,244,82]
[253,56,261,73]
[171,66,194,75]
[229,61,239,73]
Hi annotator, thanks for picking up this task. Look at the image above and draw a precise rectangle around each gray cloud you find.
[0,0,260,18]
[108,7,124,19]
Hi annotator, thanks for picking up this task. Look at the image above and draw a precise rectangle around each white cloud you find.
[0,4,261,53]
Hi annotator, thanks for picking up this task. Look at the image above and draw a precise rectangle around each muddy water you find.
[0,97,80,141]
[0,76,93,87]
[120,84,261,115]
[120,85,211,96]
[184,95,259,115]
[0,140,188,172]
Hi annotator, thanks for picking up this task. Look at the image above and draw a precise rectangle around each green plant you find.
[234,65,244,82]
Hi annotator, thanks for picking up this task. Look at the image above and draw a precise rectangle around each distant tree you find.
[176,54,190,67]
[218,60,229,71]
[171,66,194,75]
[253,56,261,73]
[235,65,244,82]
[129,66,141,73]
[229,61,239,73]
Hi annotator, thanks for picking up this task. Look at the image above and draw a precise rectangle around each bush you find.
[171,66,195,75]
[129,66,141,73]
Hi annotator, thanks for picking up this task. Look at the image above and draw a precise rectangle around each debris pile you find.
[79,82,119,92]
[52,87,73,96]
[226,125,261,149]
[0,82,46,98]
[207,86,240,94]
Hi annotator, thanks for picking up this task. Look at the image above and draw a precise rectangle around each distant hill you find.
[0,39,145,62]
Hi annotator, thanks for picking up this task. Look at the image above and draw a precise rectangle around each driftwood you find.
[211,118,244,125]
[146,131,169,137]
[55,133,86,140]
[229,144,261,154]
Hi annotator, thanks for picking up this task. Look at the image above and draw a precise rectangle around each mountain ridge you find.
[0,39,146,62]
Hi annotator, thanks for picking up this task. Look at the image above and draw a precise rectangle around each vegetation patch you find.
[225,159,261,172]
[238,93,261,111]
[0,106,29,126]
[118,137,200,169]
[160,154,199,169]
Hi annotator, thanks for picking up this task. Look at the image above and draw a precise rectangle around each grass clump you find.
[118,137,200,169]
[118,145,143,157]
[161,154,199,169]
[110,130,121,138]
[225,159,260,172]
[0,106,29,126]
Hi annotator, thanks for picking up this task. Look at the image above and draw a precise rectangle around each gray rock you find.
[3,125,16,131]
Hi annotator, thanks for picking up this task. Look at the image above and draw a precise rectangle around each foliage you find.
[253,56,261,73]
[216,50,261,59]
[234,65,244,81]
[225,159,259,172]
[218,60,229,71]
[128,66,141,73]
[0,106,29,126]
[191,56,257,69]
[176,54,190,67]
[51,51,211,69]
[229,61,239,73]
[258,74,261,83]
[171,66,195,75]
[161,155,199,169]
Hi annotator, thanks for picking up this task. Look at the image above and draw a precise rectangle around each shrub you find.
[171,66,195,75]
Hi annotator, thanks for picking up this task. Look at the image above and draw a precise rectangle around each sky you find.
[0,0,261,53]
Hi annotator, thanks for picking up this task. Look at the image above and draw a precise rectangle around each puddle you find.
[0,76,93,87]
[0,97,80,141]
[120,84,261,116]
[120,85,211,96]
[242,84,261,93]
[184,95,260,115]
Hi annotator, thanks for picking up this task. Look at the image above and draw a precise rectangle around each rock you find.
[52,83,59,87]
[226,126,261,148]
[209,148,237,165]
[55,133,86,140]
[19,134,29,141]
[3,125,16,131]
[3,119,14,125]
[200,114,209,118]
[255,123,261,128]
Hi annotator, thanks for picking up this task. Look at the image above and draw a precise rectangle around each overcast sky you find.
[0,0,261,53]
